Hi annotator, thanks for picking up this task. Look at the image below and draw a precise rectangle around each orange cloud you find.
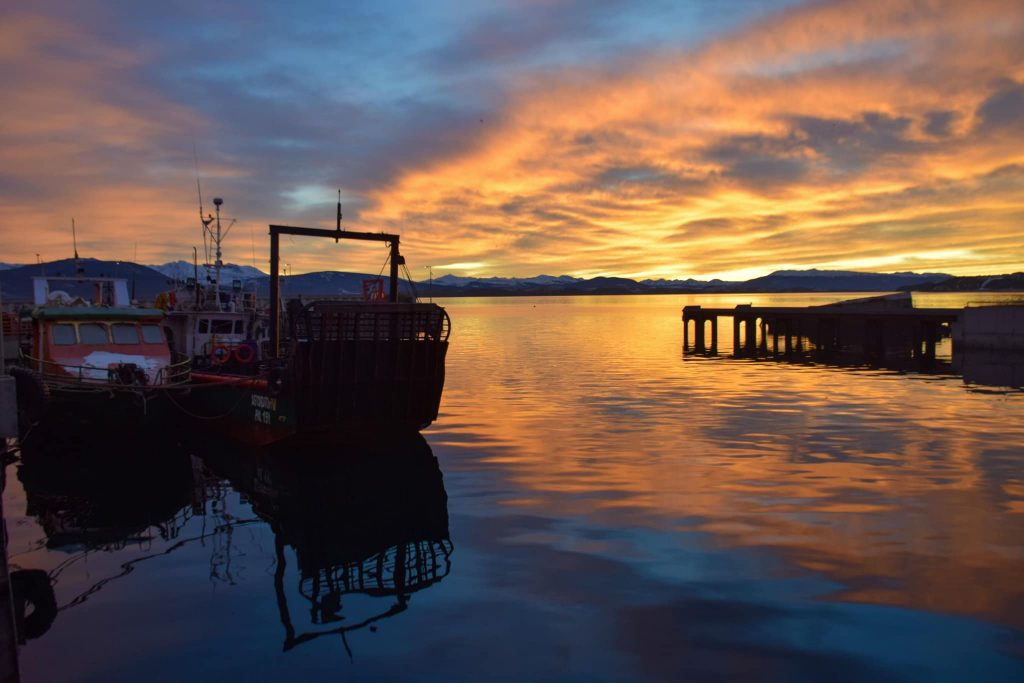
[0,12,216,265]
[363,0,1024,279]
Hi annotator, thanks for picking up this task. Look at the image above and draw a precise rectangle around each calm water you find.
[5,293,1024,682]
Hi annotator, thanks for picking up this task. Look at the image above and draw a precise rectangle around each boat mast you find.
[213,197,224,310]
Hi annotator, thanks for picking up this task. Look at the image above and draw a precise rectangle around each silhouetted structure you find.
[192,432,452,654]
[683,295,958,362]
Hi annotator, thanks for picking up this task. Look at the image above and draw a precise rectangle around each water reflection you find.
[683,319,1023,390]
[17,429,194,552]
[189,433,452,654]
[435,295,1024,644]
[9,426,195,645]
[6,425,452,671]
[954,349,1024,389]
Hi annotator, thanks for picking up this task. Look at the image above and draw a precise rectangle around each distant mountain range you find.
[420,269,953,296]
[0,258,1019,303]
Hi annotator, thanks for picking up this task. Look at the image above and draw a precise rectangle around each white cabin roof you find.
[32,276,132,307]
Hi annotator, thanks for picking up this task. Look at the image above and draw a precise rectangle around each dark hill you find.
[0,259,176,302]
[903,272,1024,292]
[741,270,949,293]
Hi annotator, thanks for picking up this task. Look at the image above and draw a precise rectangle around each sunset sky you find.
[1,0,1022,280]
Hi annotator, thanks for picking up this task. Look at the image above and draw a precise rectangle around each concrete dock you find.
[953,305,1024,352]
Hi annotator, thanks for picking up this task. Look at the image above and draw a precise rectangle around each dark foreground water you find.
[5,293,1024,682]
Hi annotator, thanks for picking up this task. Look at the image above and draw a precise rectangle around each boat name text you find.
[252,394,277,411]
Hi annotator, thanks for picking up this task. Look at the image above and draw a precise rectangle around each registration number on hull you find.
[252,394,278,425]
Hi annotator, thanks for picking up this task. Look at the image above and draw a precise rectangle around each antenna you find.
[213,197,224,310]
[194,143,214,270]
[193,142,206,221]
[71,218,84,275]
[335,188,343,241]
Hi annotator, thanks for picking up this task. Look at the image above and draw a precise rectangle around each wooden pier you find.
[682,299,961,360]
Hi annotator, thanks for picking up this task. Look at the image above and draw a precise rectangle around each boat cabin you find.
[160,281,266,370]
[162,311,263,366]
[27,276,176,386]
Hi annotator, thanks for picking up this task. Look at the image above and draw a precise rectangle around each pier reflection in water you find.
[686,334,1024,390]
[4,425,451,681]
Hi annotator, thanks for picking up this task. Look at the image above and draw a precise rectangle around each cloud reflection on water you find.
[430,293,1024,656]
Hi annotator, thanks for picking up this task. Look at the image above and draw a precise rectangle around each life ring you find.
[211,344,231,365]
[233,344,255,364]
[10,569,57,641]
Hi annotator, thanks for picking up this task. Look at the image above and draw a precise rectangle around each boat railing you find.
[20,353,192,388]
[154,356,193,385]
[290,302,452,344]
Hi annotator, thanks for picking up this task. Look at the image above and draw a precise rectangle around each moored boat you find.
[8,275,190,430]
[166,197,450,446]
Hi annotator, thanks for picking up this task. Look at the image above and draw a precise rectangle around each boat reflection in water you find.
[17,428,195,552]
[191,432,453,655]
[11,426,195,646]
[10,422,452,661]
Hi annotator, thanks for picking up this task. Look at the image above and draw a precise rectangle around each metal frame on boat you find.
[167,198,450,446]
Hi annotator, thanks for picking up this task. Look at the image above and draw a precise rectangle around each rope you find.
[55,518,261,611]
[163,381,253,421]
[401,262,418,302]
[375,248,390,280]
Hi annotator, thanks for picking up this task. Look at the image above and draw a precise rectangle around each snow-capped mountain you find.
[152,261,266,282]
[432,274,581,288]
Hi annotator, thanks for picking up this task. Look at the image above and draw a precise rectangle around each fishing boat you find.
[8,274,191,429]
[165,197,450,446]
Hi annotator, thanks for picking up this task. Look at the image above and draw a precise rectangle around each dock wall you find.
[0,378,15,440]
[952,305,1024,352]
[0,442,21,683]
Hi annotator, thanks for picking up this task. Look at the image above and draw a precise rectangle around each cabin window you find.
[51,324,76,345]
[211,319,234,334]
[141,324,164,344]
[78,323,109,344]
[112,323,140,344]
[234,320,244,334]
[198,319,210,334]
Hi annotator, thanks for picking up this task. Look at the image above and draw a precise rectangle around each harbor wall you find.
[952,305,1024,352]
[0,378,15,440]
[0,442,20,683]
